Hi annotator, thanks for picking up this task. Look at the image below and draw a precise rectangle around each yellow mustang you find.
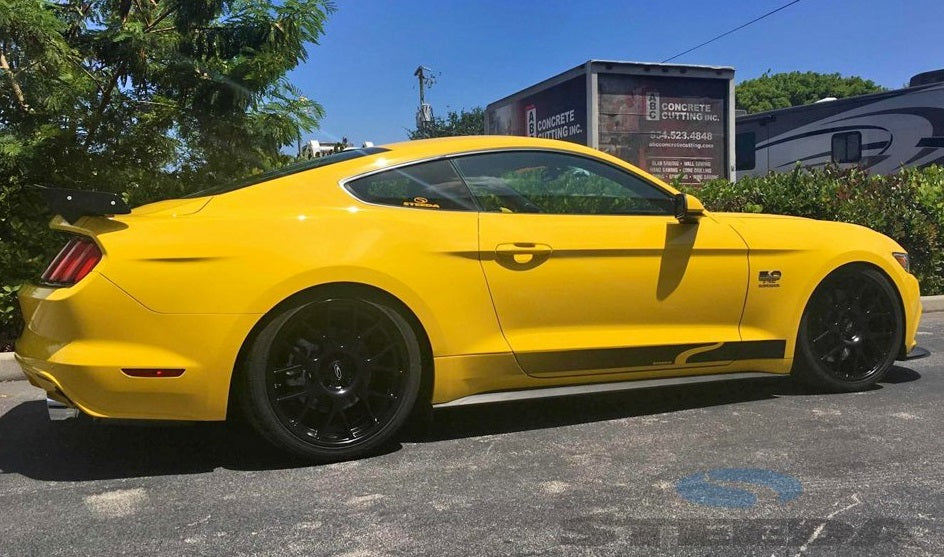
[15,136,925,460]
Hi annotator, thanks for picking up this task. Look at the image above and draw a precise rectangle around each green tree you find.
[0,0,334,347]
[409,106,484,139]
[736,71,885,114]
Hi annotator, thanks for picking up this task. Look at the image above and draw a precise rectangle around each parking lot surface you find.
[1,313,942,556]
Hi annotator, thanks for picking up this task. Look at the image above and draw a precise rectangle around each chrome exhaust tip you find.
[46,397,80,421]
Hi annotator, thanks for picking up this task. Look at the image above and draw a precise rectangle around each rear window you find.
[345,159,478,211]
[184,147,388,198]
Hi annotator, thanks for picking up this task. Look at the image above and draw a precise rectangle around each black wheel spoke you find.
[370,344,395,361]
[277,389,309,403]
[851,346,866,370]
[819,343,843,361]
[358,322,382,340]
[339,407,354,439]
[273,363,305,377]
[811,329,832,345]
[361,396,379,424]
[321,404,339,431]
[368,363,401,375]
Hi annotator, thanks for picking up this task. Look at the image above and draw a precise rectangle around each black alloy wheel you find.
[240,295,422,461]
[794,266,903,392]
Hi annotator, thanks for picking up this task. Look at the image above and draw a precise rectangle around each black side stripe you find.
[687,340,786,363]
[517,340,786,374]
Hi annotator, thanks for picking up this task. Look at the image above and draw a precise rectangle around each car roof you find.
[377,135,606,159]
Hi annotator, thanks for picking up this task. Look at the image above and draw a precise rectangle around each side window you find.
[346,159,477,211]
[450,151,674,215]
[831,132,862,163]
[735,132,756,171]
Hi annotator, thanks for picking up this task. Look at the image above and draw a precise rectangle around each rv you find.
[735,71,944,177]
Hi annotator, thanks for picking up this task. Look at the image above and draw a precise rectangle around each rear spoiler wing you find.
[34,186,131,224]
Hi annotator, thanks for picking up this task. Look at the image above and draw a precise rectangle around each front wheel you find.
[793,267,903,392]
[239,295,423,461]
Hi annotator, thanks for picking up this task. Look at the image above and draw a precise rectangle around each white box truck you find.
[485,60,736,185]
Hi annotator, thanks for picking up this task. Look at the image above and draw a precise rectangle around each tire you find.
[238,294,423,461]
[793,266,903,392]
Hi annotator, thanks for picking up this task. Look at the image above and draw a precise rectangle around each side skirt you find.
[433,371,779,408]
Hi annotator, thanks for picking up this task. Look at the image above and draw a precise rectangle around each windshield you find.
[184,147,388,198]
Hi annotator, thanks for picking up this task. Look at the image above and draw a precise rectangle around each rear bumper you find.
[14,274,259,421]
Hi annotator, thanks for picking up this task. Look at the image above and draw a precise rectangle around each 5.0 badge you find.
[759,270,782,288]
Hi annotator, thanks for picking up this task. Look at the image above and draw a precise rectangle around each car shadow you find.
[0,366,919,482]
[0,400,322,481]
[405,367,918,442]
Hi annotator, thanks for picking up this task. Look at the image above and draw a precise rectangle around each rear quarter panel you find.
[95,162,508,359]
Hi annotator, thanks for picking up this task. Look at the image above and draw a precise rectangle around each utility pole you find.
[414,65,434,136]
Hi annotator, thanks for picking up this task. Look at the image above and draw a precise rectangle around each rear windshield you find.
[184,147,388,198]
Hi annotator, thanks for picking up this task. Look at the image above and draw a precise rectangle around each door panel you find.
[478,212,750,376]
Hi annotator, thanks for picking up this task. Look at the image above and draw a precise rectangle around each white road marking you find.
[794,493,861,556]
[345,493,384,507]
[183,514,211,528]
[540,481,569,494]
[891,412,921,420]
[84,487,147,518]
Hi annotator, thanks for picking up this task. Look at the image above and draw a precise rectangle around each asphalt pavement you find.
[1,313,942,556]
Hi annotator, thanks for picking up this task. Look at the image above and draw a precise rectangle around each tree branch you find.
[145,2,179,32]
[10,59,40,77]
[134,0,150,26]
[0,50,28,111]
[65,2,94,40]
[84,62,126,148]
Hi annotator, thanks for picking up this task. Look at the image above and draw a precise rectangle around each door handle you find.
[495,242,553,255]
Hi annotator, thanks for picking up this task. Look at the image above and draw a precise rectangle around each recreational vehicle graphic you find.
[736,76,944,177]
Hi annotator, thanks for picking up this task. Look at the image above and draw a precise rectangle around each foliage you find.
[409,106,484,139]
[0,0,334,346]
[680,166,944,295]
[736,71,886,114]
[495,167,670,215]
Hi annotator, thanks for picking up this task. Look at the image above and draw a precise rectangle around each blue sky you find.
[292,0,944,146]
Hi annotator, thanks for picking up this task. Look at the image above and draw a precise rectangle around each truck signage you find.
[487,76,588,145]
[599,74,727,185]
[486,61,734,183]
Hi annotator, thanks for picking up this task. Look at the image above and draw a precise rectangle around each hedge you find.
[678,165,944,296]
[1,165,942,350]
[1,185,59,351]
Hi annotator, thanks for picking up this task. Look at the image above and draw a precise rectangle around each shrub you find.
[0,184,59,350]
[681,165,944,295]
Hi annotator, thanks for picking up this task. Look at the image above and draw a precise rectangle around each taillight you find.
[40,236,102,285]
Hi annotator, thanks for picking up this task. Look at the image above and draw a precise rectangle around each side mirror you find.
[673,193,705,223]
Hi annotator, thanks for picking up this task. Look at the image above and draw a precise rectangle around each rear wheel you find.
[793,267,903,392]
[239,295,422,461]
